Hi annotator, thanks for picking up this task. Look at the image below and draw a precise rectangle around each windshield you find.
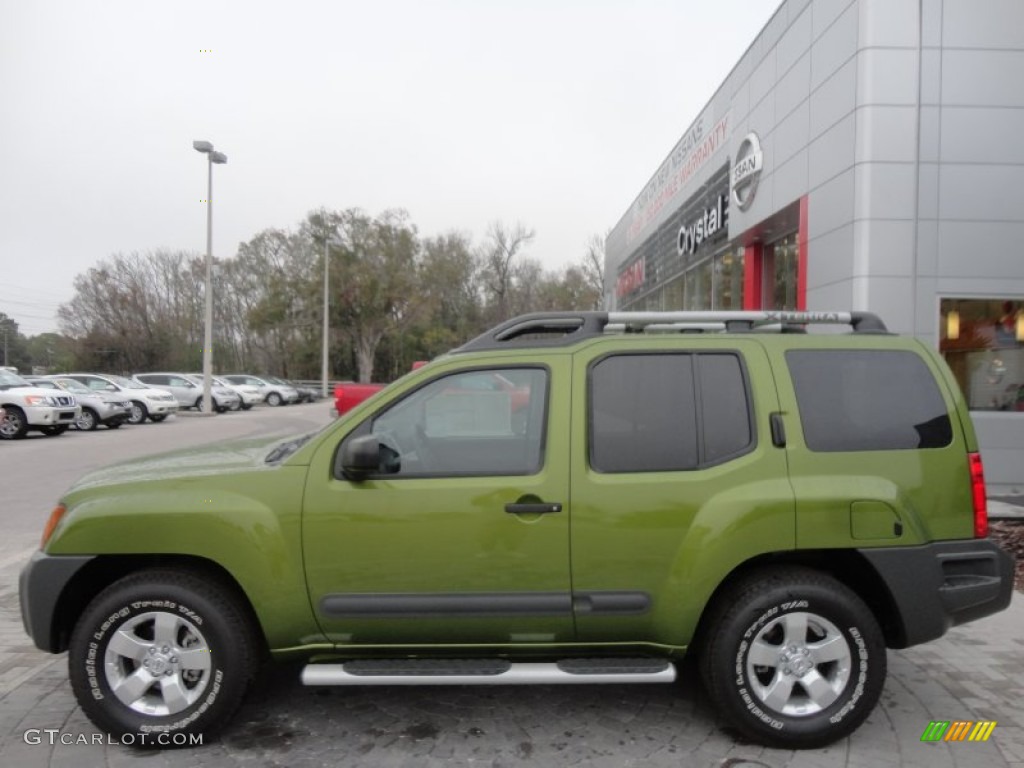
[108,374,146,389]
[0,370,32,389]
[52,378,92,394]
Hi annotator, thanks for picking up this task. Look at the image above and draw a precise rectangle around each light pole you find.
[322,234,341,398]
[193,140,227,414]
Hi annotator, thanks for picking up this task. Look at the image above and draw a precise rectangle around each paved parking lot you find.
[1,405,1021,766]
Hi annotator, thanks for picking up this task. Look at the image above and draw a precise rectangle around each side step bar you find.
[301,658,676,686]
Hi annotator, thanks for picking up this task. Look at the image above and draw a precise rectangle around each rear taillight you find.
[968,452,988,538]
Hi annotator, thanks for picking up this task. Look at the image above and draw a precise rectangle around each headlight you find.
[24,395,57,406]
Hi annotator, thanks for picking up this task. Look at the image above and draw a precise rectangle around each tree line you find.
[39,208,605,382]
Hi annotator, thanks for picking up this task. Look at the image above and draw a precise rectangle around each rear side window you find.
[589,353,753,473]
[786,349,953,451]
[700,355,753,463]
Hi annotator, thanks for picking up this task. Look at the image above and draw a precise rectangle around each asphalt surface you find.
[0,404,1021,767]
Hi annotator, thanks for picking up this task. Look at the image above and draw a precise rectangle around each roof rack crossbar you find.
[606,310,886,332]
[452,310,888,353]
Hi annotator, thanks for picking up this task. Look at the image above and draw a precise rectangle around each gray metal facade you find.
[606,0,1024,492]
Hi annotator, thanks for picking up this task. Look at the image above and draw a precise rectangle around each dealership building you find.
[605,0,1024,491]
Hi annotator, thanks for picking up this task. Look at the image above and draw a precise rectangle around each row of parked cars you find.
[0,369,320,439]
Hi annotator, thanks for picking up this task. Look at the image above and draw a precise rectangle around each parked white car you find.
[211,376,262,410]
[0,370,81,439]
[62,373,178,425]
[222,374,299,406]
[133,373,241,413]
[27,376,131,431]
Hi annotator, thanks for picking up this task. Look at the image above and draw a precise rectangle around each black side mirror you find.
[340,435,382,481]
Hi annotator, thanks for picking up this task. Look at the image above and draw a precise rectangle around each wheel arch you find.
[49,554,269,659]
[690,549,907,656]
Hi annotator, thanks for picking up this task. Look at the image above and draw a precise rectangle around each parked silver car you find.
[133,373,241,413]
[27,376,131,431]
[222,374,299,406]
[63,373,178,424]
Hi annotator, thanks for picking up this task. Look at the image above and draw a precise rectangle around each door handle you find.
[505,502,563,514]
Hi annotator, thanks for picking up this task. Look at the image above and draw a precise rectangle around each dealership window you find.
[940,298,1024,412]
[713,250,743,310]
[763,233,798,310]
[685,259,713,309]
[630,249,741,312]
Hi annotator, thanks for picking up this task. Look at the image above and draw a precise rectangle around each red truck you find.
[333,382,385,416]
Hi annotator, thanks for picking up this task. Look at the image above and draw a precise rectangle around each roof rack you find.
[453,310,889,353]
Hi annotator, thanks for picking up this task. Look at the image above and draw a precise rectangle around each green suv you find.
[19,311,1014,748]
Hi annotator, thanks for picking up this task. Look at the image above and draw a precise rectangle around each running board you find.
[301,658,676,686]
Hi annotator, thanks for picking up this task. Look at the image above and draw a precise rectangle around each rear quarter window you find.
[786,349,953,451]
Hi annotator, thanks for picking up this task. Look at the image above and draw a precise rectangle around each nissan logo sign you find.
[731,132,763,211]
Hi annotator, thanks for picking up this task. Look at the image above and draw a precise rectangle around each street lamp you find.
[193,140,227,414]
[322,234,342,398]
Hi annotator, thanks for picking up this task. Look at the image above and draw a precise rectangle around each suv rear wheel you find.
[68,569,258,745]
[266,392,282,406]
[699,567,885,749]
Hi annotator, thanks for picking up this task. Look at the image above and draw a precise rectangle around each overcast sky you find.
[0,0,778,336]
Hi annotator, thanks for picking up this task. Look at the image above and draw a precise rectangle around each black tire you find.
[149,414,168,423]
[76,408,99,431]
[699,567,885,749]
[41,425,69,436]
[128,401,148,425]
[266,392,282,407]
[0,405,29,439]
[68,569,258,746]
[194,397,205,412]
[240,403,253,411]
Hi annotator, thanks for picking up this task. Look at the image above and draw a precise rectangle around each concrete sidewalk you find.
[990,497,1024,520]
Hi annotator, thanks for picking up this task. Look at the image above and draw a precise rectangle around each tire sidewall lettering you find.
[732,598,868,732]
[83,598,222,733]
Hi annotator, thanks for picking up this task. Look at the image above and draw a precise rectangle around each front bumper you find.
[96,401,131,421]
[25,405,80,427]
[19,550,95,653]
[860,538,1015,648]
[143,399,178,415]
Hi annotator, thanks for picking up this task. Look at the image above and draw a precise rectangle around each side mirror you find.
[339,435,382,481]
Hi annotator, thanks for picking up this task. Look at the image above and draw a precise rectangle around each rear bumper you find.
[860,539,1015,648]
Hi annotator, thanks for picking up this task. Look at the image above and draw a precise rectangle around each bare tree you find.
[581,232,607,309]
[479,221,535,321]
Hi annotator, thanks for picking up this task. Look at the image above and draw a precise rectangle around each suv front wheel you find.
[68,569,258,746]
[0,405,28,439]
[699,567,885,749]
[128,401,148,425]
